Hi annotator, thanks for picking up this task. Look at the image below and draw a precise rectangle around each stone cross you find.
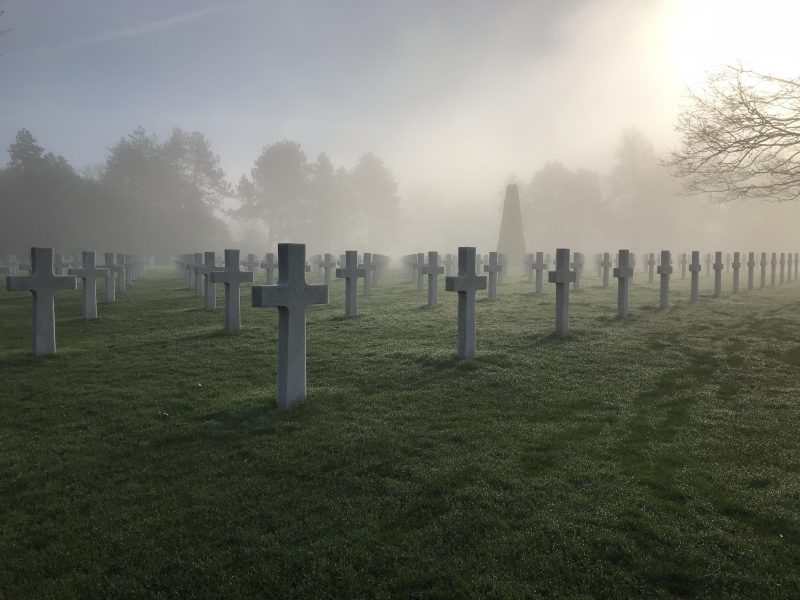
[335,250,365,317]
[497,253,507,285]
[570,252,585,291]
[475,253,484,276]
[251,243,328,407]
[103,252,125,300]
[657,250,673,310]
[523,253,535,283]
[69,251,109,319]
[713,251,723,297]
[770,252,777,287]
[533,252,546,293]
[613,249,634,317]
[53,252,71,275]
[595,253,603,277]
[484,251,501,299]
[647,252,656,283]
[210,249,253,332]
[746,252,755,291]
[443,253,455,276]
[5,247,77,355]
[689,250,701,303]
[705,253,712,277]
[680,253,687,280]
[548,248,577,337]
[760,252,768,288]
[422,251,445,306]
[414,252,426,290]
[360,252,374,296]
[321,253,336,286]
[779,252,786,285]
[244,253,259,273]
[732,252,741,294]
[200,252,223,310]
[601,252,612,288]
[123,254,134,287]
[188,253,203,296]
[445,247,487,359]
[725,253,731,272]
[313,254,323,275]
[261,252,278,285]
[788,253,793,283]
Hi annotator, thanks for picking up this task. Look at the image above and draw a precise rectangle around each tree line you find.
[0,128,400,260]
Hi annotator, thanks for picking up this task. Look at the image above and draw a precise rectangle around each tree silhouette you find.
[670,65,800,203]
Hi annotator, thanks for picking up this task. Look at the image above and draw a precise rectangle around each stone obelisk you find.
[496,183,527,272]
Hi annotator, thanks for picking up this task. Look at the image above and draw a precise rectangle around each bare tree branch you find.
[668,64,800,203]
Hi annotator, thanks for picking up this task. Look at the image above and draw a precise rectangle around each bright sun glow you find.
[667,0,800,87]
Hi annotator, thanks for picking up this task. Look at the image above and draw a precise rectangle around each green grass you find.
[1,265,799,598]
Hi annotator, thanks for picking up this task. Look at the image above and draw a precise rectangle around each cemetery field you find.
[2,267,800,598]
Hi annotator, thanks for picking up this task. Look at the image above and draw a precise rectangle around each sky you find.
[2,0,799,239]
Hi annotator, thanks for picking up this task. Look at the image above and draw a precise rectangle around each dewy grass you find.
[1,266,799,597]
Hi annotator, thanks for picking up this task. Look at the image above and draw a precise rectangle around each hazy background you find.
[1,0,799,258]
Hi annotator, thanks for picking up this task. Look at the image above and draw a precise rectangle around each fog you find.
[2,0,799,259]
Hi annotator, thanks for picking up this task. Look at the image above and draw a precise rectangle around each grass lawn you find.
[1,264,799,598]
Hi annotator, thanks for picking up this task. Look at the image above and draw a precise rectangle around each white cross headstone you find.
[657,250,672,310]
[6,247,77,355]
[123,253,134,287]
[210,249,253,332]
[360,252,374,296]
[732,252,741,294]
[746,252,755,290]
[103,252,125,301]
[779,252,786,285]
[760,252,768,288]
[788,253,793,283]
[443,253,455,276]
[647,252,656,283]
[321,253,336,286]
[689,251,701,303]
[199,251,223,310]
[422,251,444,306]
[69,251,109,319]
[530,252,546,293]
[53,252,71,275]
[251,243,328,407]
[680,253,687,280]
[414,252,425,290]
[261,252,278,285]
[475,253,484,276]
[523,253,535,283]
[484,252,501,299]
[770,252,777,287]
[601,252,612,288]
[570,252,585,291]
[705,253,712,277]
[548,248,577,337]
[613,249,634,317]
[244,253,259,273]
[497,253,507,285]
[713,251,723,297]
[445,247,487,359]
[335,250,365,317]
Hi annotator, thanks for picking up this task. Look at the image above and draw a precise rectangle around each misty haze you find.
[1,1,799,597]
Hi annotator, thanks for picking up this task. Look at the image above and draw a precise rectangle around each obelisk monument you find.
[496,183,527,271]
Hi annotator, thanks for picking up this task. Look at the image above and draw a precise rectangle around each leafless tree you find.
[669,65,800,203]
